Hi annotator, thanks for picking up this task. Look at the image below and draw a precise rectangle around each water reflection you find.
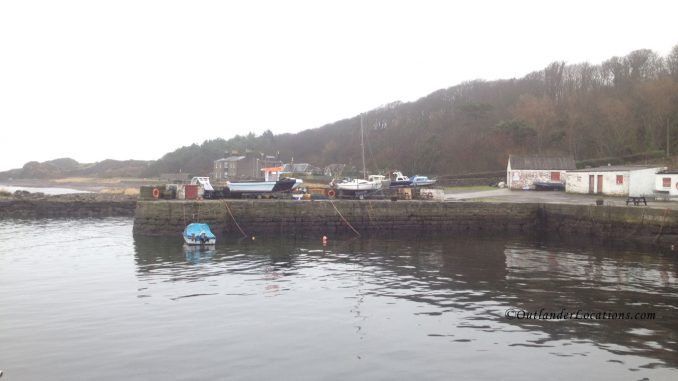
[183,245,215,264]
[132,233,678,372]
[2,218,676,380]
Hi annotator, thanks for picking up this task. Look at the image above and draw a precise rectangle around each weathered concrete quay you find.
[133,199,678,247]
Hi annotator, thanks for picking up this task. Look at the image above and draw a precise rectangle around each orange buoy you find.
[327,189,336,198]
[152,187,160,199]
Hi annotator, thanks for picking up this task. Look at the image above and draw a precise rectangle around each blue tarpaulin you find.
[183,223,216,239]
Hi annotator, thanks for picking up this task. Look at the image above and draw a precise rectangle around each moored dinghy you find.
[183,223,216,245]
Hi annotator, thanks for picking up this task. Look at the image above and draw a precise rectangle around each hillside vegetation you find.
[0,158,152,180]
[148,45,678,176]
[3,44,678,179]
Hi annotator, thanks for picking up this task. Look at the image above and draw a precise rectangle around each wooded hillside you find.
[147,45,678,177]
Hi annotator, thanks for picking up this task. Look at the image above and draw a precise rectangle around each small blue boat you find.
[410,175,437,187]
[183,223,216,245]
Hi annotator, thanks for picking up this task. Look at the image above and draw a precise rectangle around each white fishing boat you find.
[227,178,302,193]
[227,166,302,193]
[183,223,216,246]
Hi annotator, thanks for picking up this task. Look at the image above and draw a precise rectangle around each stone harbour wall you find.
[132,200,678,248]
[537,203,678,246]
[132,200,538,238]
[4,196,678,248]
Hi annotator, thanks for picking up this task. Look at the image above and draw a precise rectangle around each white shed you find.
[654,171,678,198]
[506,155,576,190]
[566,165,666,196]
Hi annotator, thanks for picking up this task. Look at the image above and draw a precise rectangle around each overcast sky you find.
[0,0,676,171]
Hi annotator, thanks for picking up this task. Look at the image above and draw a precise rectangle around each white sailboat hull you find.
[336,179,382,191]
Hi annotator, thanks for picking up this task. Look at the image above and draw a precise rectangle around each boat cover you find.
[190,177,214,191]
[183,223,216,239]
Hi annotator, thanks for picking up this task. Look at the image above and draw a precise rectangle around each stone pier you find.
[132,199,678,248]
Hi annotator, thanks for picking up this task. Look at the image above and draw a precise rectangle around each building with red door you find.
[566,165,665,196]
[653,170,678,200]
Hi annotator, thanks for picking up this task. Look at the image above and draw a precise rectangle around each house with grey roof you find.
[566,165,666,196]
[214,156,245,180]
[506,155,576,190]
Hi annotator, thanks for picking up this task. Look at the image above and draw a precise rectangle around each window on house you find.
[550,172,560,181]
[663,177,671,188]
[616,175,623,185]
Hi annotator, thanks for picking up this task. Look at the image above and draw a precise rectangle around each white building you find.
[566,165,666,196]
[654,170,678,198]
[506,155,576,190]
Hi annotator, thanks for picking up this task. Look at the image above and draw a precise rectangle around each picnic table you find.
[626,196,647,206]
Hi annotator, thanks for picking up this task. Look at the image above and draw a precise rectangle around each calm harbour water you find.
[1,218,677,380]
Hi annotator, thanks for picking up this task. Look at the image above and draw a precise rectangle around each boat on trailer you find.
[336,175,385,191]
[389,171,412,188]
[227,178,302,193]
[226,166,302,194]
[410,175,437,187]
[183,223,216,246]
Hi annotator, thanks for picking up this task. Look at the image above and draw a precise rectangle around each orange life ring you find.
[327,189,336,198]
[152,188,160,199]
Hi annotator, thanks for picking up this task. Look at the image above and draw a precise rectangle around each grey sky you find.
[1,0,676,171]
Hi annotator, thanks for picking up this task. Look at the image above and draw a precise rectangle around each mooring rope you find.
[366,200,375,225]
[225,202,248,237]
[329,199,361,237]
[654,208,671,244]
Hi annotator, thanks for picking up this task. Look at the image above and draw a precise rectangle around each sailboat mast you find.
[361,114,366,180]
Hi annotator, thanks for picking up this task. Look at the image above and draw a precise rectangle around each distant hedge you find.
[577,150,665,168]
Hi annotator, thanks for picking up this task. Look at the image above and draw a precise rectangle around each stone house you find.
[213,152,282,180]
[506,155,576,190]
